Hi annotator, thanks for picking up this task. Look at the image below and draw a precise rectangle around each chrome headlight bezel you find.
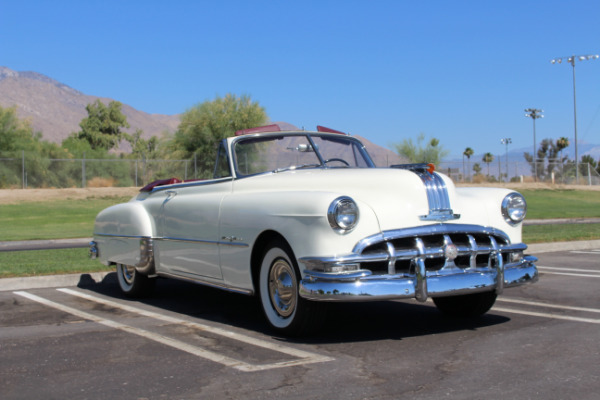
[502,192,527,225]
[328,196,359,233]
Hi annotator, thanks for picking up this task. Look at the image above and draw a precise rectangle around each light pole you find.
[550,54,599,183]
[501,138,512,182]
[525,108,543,181]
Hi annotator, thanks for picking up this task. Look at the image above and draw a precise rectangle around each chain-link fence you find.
[2,151,599,188]
[437,160,600,185]
[0,151,209,189]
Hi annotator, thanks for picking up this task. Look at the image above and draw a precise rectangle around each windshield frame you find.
[230,132,375,178]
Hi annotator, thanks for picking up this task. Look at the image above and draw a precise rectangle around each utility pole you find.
[501,138,512,182]
[551,54,599,183]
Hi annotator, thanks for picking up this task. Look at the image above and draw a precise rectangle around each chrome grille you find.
[354,224,526,276]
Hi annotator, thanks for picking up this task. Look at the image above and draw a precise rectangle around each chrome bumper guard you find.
[298,224,538,302]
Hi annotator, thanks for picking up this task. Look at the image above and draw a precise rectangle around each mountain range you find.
[0,66,180,144]
[0,66,403,165]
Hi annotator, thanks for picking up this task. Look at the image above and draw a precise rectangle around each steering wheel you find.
[323,158,350,166]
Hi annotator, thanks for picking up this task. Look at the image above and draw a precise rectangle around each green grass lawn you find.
[0,196,132,241]
[0,248,112,278]
[519,189,600,219]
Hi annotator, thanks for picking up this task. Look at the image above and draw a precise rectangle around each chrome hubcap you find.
[121,264,136,285]
[268,259,297,317]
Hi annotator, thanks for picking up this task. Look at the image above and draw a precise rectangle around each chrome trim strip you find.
[411,170,459,221]
[94,233,248,248]
[157,237,249,248]
[149,177,233,193]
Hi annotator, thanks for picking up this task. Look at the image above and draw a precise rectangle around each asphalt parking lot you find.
[1,249,599,400]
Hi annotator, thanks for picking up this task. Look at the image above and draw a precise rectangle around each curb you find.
[0,271,113,291]
[0,238,91,252]
[527,239,600,254]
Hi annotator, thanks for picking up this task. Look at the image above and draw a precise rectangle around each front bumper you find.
[298,224,538,302]
[299,256,537,301]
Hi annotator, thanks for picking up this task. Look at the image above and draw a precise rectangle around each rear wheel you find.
[258,239,325,335]
[433,291,497,317]
[116,263,155,297]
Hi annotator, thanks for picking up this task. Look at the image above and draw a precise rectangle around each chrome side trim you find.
[157,237,249,248]
[94,233,248,248]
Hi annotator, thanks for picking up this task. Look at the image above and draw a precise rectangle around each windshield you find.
[233,133,374,176]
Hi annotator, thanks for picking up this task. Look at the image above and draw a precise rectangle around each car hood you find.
[235,167,514,234]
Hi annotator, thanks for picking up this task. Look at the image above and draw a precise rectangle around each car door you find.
[157,180,232,280]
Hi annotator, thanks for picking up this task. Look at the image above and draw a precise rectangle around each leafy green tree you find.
[524,138,564,181]
[392,133,449,165]
[168,94,267,177]
[482,152,494,176]
[472,162,482,175]
[0,106,74,188]
[74,100,130,150]
[0,106,38,151]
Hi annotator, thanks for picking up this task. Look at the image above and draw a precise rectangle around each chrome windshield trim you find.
[150,177,233,193]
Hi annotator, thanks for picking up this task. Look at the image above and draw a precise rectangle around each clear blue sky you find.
[1,0,599,160]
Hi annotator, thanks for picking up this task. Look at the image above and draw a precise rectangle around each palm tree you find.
[556,137,569,161]
[463,147,474,182]
[482,152,494,177]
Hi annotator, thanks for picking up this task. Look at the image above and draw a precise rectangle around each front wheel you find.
[433,291,497,317]
[258,239,325,336]
[116,263,156,297]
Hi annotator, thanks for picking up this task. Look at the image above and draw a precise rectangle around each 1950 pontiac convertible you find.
[90,125,538,335]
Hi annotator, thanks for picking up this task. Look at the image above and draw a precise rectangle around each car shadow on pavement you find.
[78,272,511,344]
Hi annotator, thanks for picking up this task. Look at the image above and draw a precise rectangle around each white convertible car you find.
[91,125,538,335]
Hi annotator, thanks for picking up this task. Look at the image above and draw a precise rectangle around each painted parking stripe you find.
[57,288,328,361]
[538,266,600,274]
[493,307,600,325]
[15,290,333,372]
[497,298,600,314]
[570,250,600,254]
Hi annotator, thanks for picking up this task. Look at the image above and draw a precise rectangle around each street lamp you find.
[501,138,512,182]
[524,108,543,181]
[550,54,599,183]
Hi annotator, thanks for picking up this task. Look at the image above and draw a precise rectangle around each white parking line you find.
[538,266,600,274]
[497,298,600,314]
[14,290,333,372]
[494,297,600,324]
[493,307,600,325]
[537,266,600,278]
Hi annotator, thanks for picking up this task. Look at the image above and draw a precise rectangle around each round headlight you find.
[502,193,527,225]
[328,196,359,232]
